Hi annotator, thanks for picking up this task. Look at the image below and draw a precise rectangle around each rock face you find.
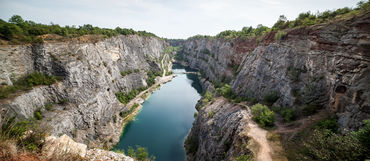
[42,134,134,161]
[185,97,251,161]
[0,35,168,148]
[180,14,370,132]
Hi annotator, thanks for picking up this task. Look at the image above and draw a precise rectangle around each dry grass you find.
[47,153,87,161]
[0,139,18,160]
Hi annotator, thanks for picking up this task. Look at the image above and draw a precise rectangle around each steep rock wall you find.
[185,97,251,161]
[0,35,168,148]
[181,14,370,131]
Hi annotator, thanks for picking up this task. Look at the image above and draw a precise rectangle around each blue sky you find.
[0,0,360,39]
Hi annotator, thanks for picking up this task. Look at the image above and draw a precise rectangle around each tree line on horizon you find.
[188,0,370,40]
[0,15,157,44]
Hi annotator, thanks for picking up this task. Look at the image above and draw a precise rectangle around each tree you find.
[9,15,24,25]
[272,15,288,30]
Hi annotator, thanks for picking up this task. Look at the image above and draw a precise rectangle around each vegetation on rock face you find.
[126,145,155,161]
[303,119,370,161]
[0,117,48,159]
[216,84,235,100]
[146,70,162,87]
[0,15,157,44]
[201,91,215,106]
[185,136,199,155]
[251,104,275,127]
[263,91,280,106]
[120,69,141,77]
[272,106,296,122]
[116,89,142,105]
[235,154,253,161]
[0,72,59,99]
[33,109,43,120]
[119,103,140,118]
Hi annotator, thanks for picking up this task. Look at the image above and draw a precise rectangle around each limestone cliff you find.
[185,97,251,161]
[0,35,169,149]
[180,13,370,132]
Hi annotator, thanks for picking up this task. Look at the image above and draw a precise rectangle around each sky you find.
[0,0,361,39]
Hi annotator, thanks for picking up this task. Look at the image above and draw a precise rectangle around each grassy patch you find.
[274,30,287,42]
[0,72,58,99]
[208,110,216,118]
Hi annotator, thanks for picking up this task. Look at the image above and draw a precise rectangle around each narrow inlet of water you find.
[113,64,202,161]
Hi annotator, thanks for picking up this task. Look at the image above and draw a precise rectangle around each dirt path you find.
[274,109,328,134]
[247,120,273,161]
[241,104,273,161]
[161,54,167,77]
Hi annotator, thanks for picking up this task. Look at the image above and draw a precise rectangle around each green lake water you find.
[113,64,202,161]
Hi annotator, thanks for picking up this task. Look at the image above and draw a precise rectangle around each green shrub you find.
[132,103,139,109]
[280,108,296,122]
[274,30,287,41]
[116,89,140,104]
[301,103,319,116]
[208,111,216,118]
[120,70,133,77]
[146,71,160,87]
[263,91,279,105]
[113,149,125,154]
[34,109,42,120]
[125,145,155,161]
[119,103,139,118]
[165,71,172,76]
[314,117,338,133]
[204,91,214,101]
[193,112,198,118]
[303,129,365,161]
[44,102,53,111]
[136,146,149,161]
[58,98,69,105]
[352,119,370,156]
[216,84,235,100]
[251,104,275,127]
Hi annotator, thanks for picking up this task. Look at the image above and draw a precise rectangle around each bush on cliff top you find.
[0,15,157,44]
[188,0,370,41]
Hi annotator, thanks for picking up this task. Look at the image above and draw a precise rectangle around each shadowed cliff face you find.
[185,98,251,161]
[181,13,370,132]
[0,35,169,148]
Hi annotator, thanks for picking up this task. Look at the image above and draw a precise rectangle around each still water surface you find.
[113,64,202,161]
